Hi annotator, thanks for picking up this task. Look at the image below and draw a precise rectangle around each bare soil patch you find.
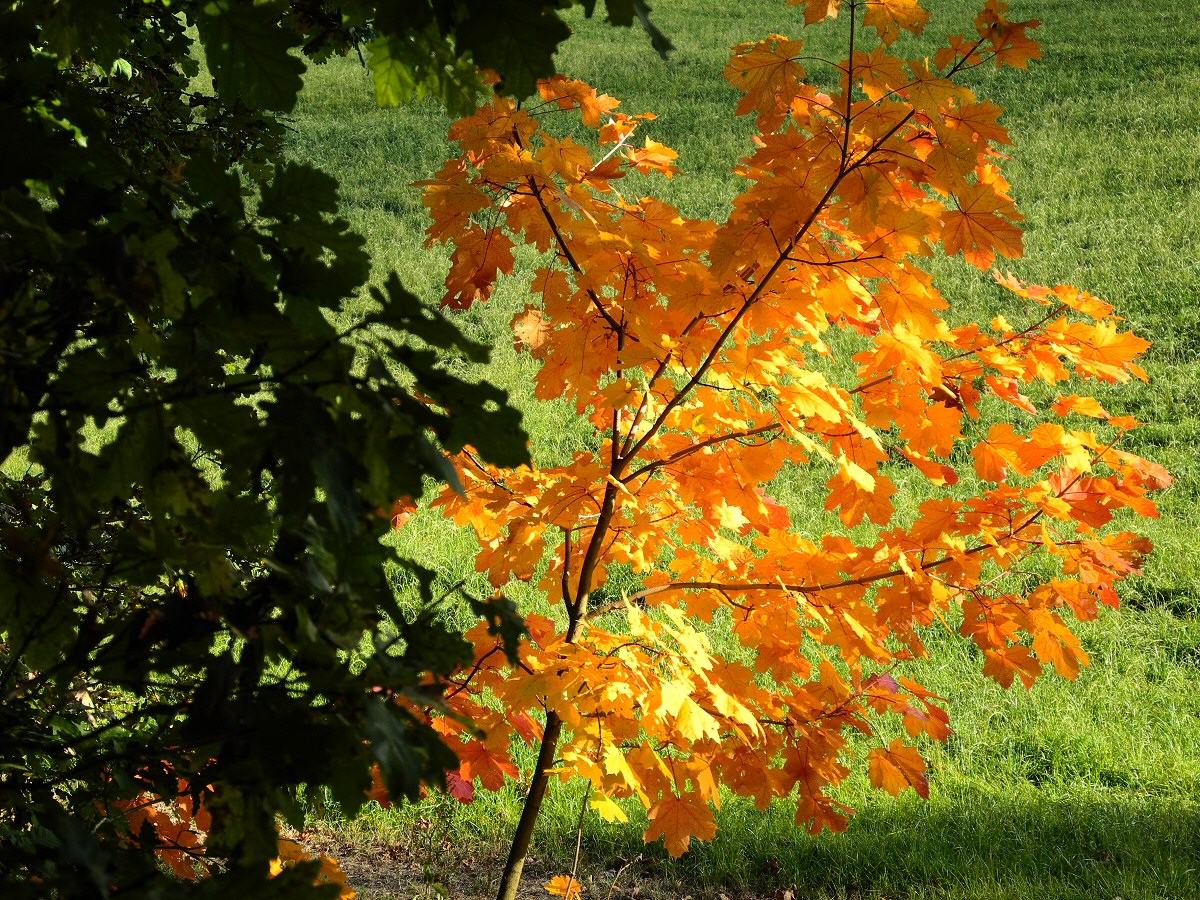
[292,828,801,900]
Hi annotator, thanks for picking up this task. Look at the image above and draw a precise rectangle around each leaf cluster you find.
[411,0,1168,879]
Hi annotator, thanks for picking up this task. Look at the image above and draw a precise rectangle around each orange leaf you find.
[389,496,417,531]
[790,0,841,25]
[456,740,518,792]
[723,35,809,131]
[366,764,390,809]
[623,137,679,178]
[853,46,908,102]
[867,739,930,798]
[941,183,1024,269]
[441,227,516,310]
[983,645,1042,688]
[1052,394,1109,419]
[644,793,718,857]
[513,306,553,352]
[863,0,931,45]
[545,875,585,899]
[971,423,1029,482]
[538,76,620,128]
[271,840,355,899]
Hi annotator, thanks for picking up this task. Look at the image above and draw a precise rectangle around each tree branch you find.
[618,110,916,471]
[622,423,782,484]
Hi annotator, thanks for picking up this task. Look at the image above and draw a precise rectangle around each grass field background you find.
[286,2,1200,897]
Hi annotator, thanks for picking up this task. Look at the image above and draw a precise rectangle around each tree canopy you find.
[0,1,666,895]
[407,4,1167,898]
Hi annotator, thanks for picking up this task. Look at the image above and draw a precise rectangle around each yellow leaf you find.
[590,794,629,824]
[674,694,720,742]
[601,743,646,802]
[545,874,585,899]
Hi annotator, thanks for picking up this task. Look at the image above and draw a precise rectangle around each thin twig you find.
[602,855,642,900]
[565,781,591,900]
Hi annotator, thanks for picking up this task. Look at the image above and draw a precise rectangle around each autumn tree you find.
[0,1,669,896]
[412,2,1170,898]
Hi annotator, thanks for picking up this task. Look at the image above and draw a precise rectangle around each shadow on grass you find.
[569,788,1200,900]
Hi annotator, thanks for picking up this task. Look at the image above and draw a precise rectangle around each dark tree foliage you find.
[0,1,667,896]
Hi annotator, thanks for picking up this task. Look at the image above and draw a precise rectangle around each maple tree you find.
[408,2,1170,898]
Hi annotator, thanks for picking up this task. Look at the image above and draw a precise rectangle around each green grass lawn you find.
[286,2,1200,897]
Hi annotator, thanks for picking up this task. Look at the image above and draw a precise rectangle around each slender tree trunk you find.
[496,416,616,900]
[495,557,596,900]
[495,711,565,900]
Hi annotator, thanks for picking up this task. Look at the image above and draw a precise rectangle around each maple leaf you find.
[796,794,852,835]
[389,496,417,531]
[854,46,909,102]
[446,769,477,804]
[1052,394,1109,419]
[644,792,718,857]
[270,838,308,875]
[983,645,1042,688]
[539,75,620,127]
[874,269,948,335]
[941,182,1024,268]
[538,135,595,182]
[545,874,585,899]
[980,15,1043,69]
[271,840,356,899]
[944,100,1012,147]
[456,739,519,791]
[936,33,984,71]
[590,793,630,823]
[513,306,553,351]
[441,227,516,309]
[723,35,809,131]
[986,375,1037,414]
[863,0,931,46]
[366,764,391,808]
[790,0,841,25]
[867,739,930,798]
[1029,609,1089,679]
[623,137,680,178]
[315,855,356,900]
[825,461,896,526]
[418,158,491,246]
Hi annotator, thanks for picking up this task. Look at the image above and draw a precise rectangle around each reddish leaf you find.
[446,770,476,804]
[456,740,518,792]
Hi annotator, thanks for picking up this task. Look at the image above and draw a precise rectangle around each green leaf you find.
[39,0,128,69]
[603,0,636,26]
[365,35,420,108]
[434,376,530,468]
[195,0,306,112]
[366,28,485,116]
[366,698,457,803]
[367,274,489,362]
[457,0,572,98]
[258,161,340,220]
